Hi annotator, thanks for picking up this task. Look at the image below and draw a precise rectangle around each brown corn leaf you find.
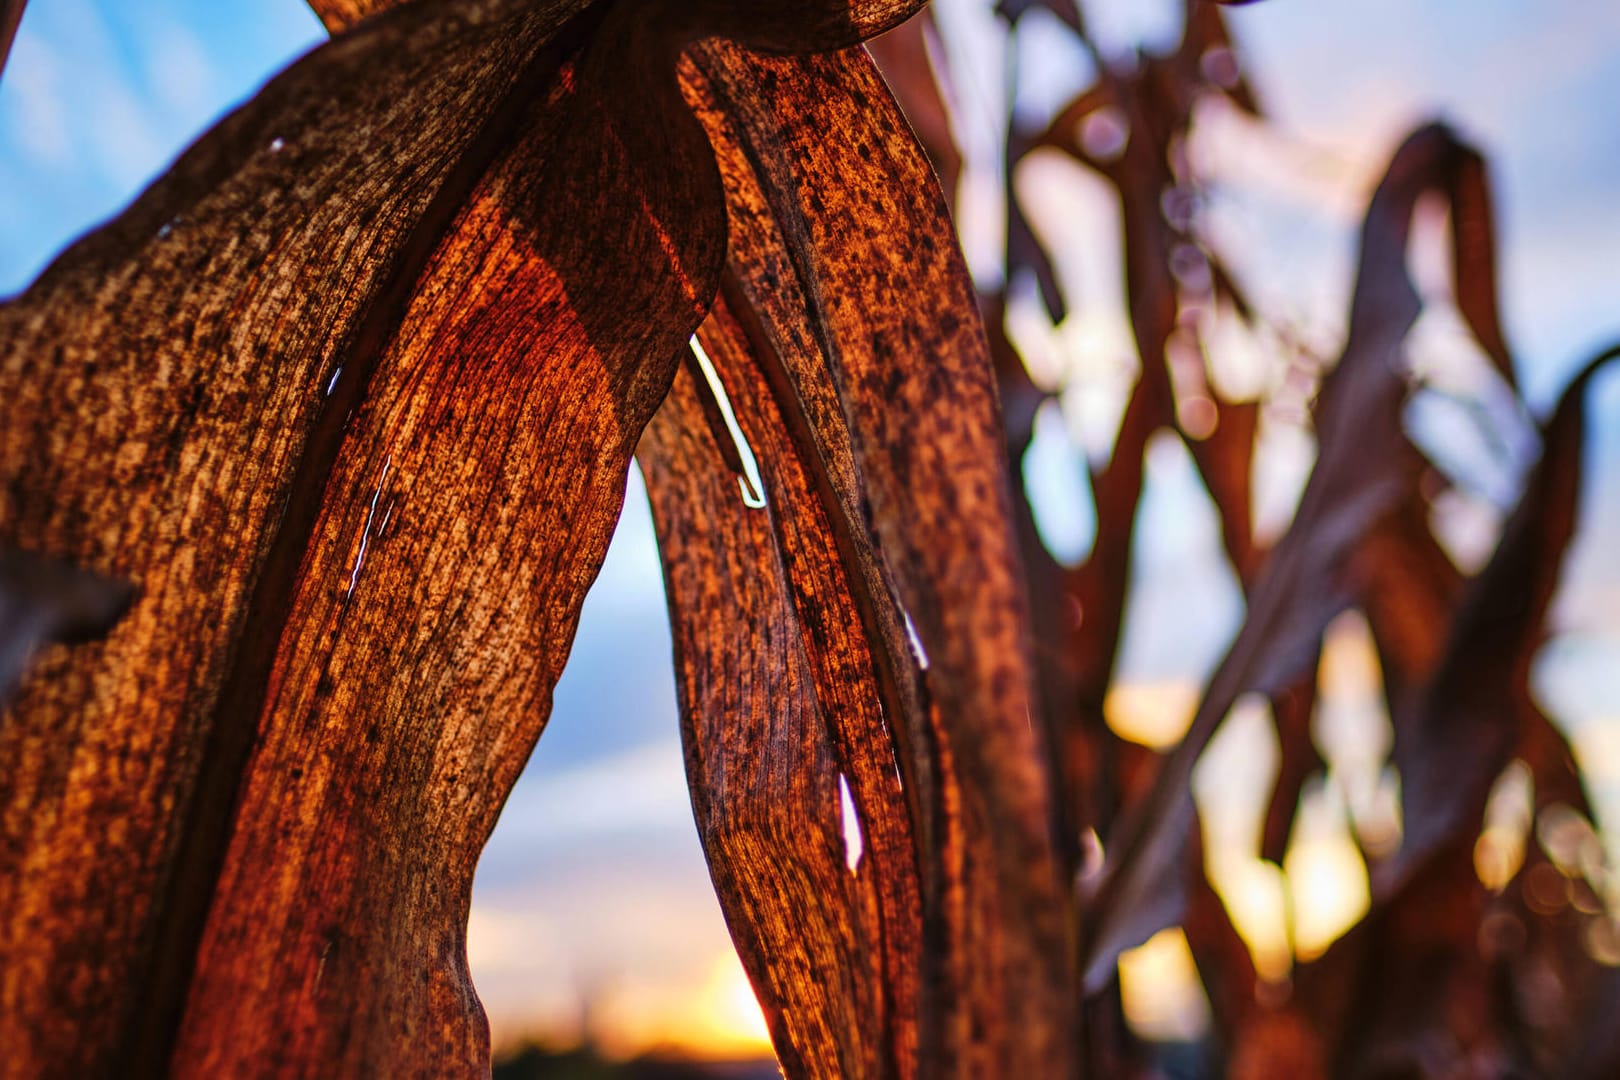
[1290,808,1610,1077]
[866,10,963,210]
[1445,144,1515,389]
[1391,346,1619,882]
[1070,373,1169,716]
[1183,819,1261,1040]
[303,0,373,32]
[0,0,731,1071]
[680,42,1079,1072]
[1078,124,1485,989]
[1349,106,1513,699]
[642,288,922,1077]
[1007,187,1069,325]
[1258,668,1322,865]
[1497,843,1610,1076]
[1185,391,1261,580]
[1032,4,1254,699]
[1570,968,1620,1080]
[1357,493,1465,705]
[1294,837,1501,1078]
[0,0,22,79]
[983,298,1102,850]
[1005,124,1067,325]
[0,551,134,702]
[1520,703,1592,817]
[320,0,931,51]
[997,6,1269,861]
[1182,151,1608,1080]
[1179,0,1261,116]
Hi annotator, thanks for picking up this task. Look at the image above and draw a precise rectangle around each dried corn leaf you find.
[867,11,963,210]
[679,42,1079,1073]
[642,290,922,1076]
[0,0,21,78]
[1392,347,1618,880]
[1,0,728,1071]
[1079,124,1487,988]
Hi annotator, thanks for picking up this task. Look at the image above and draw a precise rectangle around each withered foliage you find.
[876,1,1617,1076]
[0,0,1071,1074]
[0,1,1613,1079]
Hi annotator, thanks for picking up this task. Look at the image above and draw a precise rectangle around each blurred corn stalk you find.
[871,0,1619,1075]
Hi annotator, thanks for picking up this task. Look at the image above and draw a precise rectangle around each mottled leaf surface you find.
[0,0,727,1072]
[866,12,962,209]
[643,295,921,1076]
[680,42,1079,1074]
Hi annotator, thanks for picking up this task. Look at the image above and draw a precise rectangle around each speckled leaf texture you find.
[669,43,1078,1076]
[0,0,722,1072]
[642,300,925,1077]
[0,0,1081,1075]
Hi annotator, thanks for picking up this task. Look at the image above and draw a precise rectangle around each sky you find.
[2,0,1617,1059]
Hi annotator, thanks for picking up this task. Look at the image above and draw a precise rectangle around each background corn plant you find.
[1,0,1616,1078]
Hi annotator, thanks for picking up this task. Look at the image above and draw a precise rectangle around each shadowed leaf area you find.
[0,0,1616,1077]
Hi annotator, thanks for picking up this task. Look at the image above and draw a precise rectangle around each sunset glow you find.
[590,953,773,1061]
[1118,929,1211,1042]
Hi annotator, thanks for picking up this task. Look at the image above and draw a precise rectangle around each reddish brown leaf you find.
[1519,704,1591,817]
[0,1,729,1072]
[1028,2,1259,706]
[866,11,963,209]
[1356,493,1465,705]
[1179,0,1261,116]
[1391,346,1618,882]
[1294,838,1503,1078]
[1570,968,1620,1080]
[682,43,1079,1073]
[1006,128,1069,324]
[989,9,1272,879]
[0,0,22,79]
[1296,822,1613,1078]
[1070,375,1166,716]
[642,290,922,1076]
[1445,145,1516,389]
[1185,392,1261,581]
[1079,124,1485,988]
[1259,668,1322,865]
[983,298,1106,851]
[313,0,930,49]
[303,0,373,32]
